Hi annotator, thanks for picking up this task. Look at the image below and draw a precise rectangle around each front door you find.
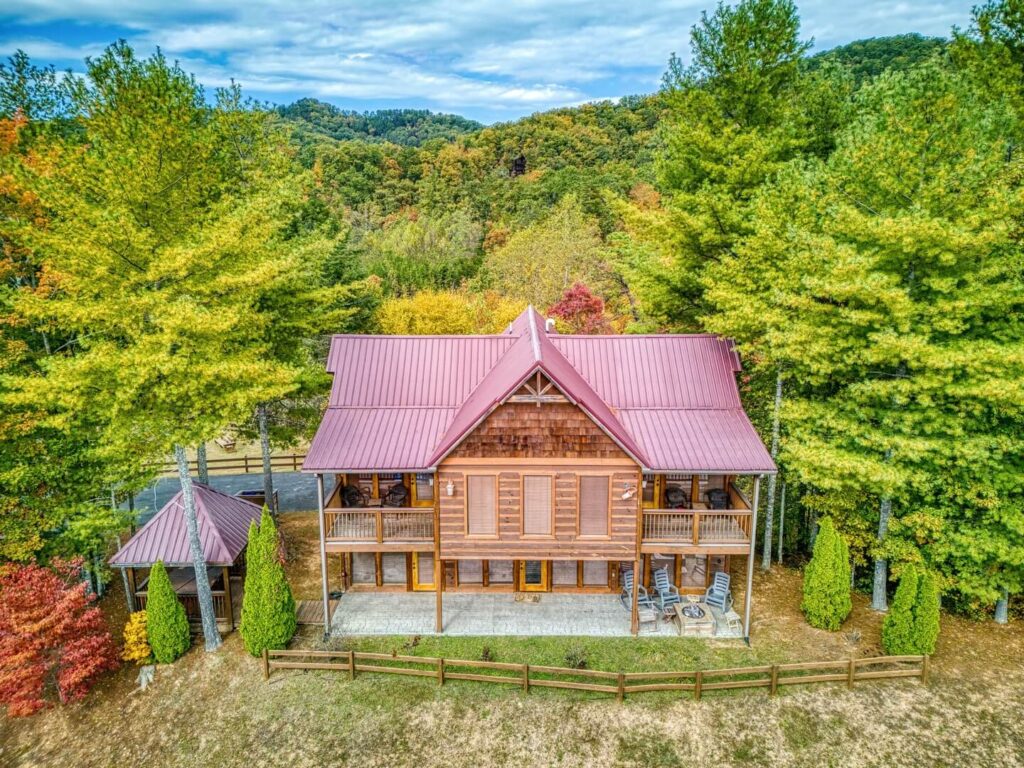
[517,560,549,591]
[411,552,435,591]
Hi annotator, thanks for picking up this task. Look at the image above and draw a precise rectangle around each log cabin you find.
[303,307,775,637]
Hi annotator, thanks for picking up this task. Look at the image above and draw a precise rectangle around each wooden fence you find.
[261,649,928,702]
[149,453,307,476]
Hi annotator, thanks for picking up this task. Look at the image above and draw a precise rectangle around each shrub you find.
[121,611,152,665]
[563,643,589,669]
[912,570,941,655]
[801,517,852,630]
[480,645,494,662]
[882,567,919,655]
[0,559,119,716]
[240,508,297,657]
[145,561,191,664]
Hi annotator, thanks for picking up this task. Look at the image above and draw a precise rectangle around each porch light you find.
[621,485,637,500]
[446,480,455,496]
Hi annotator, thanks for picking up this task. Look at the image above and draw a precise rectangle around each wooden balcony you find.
[324,507,434,552]
[640,509,752,554]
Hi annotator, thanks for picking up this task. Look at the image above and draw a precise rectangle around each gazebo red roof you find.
[304,307,776,474]
[109,484,262,568]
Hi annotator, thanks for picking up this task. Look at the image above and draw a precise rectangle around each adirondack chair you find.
[652,567,682,613]
[619,569,658,613]
[704,571,733,612]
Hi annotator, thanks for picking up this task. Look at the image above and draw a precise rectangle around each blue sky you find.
[0,1,970,124]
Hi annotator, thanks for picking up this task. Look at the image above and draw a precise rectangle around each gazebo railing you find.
[135,590,230,621]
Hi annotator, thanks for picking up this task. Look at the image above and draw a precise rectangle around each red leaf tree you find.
[547,282,612,335]
[0,559,119,716]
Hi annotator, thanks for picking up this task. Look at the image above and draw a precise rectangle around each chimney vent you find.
[545,318,556,333]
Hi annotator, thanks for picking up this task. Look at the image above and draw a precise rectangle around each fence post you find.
[438,658,445,687]
[769,665,778,696]
[617,672,625,703]
[262,648,270,680]
[522,664,530,694]
[847,658,855,690]
[694,670,703,701]
[244,455,249,473]
[921,655,929,685]
[348,650,355,680]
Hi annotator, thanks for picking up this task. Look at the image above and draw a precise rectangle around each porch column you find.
[121,567,136,613]
[743,475,762,642]
[222,566,233,632]
[630,558,640,635]
[435,556,443,632]
[316,473,331,637]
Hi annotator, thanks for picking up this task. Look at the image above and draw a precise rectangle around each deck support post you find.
[120,567,136,613]
[316,473,330,638]
[743,475,762,643]
[435,556,443,633]
[630,558,640,635]
[222,566,233,631]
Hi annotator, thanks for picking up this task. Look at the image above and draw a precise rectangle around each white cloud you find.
[0,0,973,117]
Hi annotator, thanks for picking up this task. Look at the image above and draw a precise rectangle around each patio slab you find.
[330,592,742,638]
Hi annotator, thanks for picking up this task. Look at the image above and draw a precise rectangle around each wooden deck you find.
[296,599,339,626]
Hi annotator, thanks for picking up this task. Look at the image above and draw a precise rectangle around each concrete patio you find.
[330,592,742,638]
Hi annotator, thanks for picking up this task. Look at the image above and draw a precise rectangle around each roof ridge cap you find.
[527,306,541,362]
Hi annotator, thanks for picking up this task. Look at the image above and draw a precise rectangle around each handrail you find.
[642,508,751,545]
[324,507,434,542]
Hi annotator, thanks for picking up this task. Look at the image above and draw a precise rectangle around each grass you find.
[3,516,1024,767]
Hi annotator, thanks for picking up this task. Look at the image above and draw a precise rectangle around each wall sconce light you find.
[621,485,637,500]
[446,480,455,497]
[641,478,648,489]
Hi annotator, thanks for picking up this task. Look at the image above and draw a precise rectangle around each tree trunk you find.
[174,444,222,652]
[777,481,786,564]
[761,369,783,570]
[995,588,1009,625]
[257,403,275,514]
[871,494,892,611]
[196,443,209,484]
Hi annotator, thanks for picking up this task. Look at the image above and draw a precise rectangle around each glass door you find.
[410,552,435,591]
[517,560,549,591]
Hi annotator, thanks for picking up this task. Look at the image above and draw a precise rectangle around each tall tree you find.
[11,44,301,650]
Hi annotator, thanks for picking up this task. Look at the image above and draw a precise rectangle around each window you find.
[414,473,434,504]
[467,475,497,536]
[522,475,553,535]
[578,476,610,537]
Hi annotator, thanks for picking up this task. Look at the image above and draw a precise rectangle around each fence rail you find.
[261,649,928,702]
[148,453,308,476]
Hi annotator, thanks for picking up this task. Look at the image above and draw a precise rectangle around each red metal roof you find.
[304,308,775,474]
[109,484,262,568]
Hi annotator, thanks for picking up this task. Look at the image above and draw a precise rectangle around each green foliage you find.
[801,518,852,630]
[377,290,523,334]
[806,34,947,83]
[882,567,919,655]
[240,508,297,657]
[145,562,191,664]
[278,99,482,146]
[912,571,941,655]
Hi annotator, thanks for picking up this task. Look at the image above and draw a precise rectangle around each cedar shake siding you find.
[448,402,628,460]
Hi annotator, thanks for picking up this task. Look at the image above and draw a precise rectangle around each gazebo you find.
[109,483,262,632]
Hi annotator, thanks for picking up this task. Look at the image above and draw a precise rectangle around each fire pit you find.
[681,603,705,619]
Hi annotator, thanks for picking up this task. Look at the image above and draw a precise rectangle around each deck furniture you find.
[704,571,733,613]
[721,609,743,636]
[652,567,682,613]
[637,607,660,633]
[382,483,410,507]
[620,569,658,613]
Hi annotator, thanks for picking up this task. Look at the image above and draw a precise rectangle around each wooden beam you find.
[374,552,383,587]
[743,475,761,641]
[435,556,443,633]
[316,473,331,637]
[122,567,136,613]
[222,566,233,631]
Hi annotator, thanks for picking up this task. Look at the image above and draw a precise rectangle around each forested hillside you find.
[1,0,1021,638]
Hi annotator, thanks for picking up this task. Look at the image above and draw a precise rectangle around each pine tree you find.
[240,508,296,657]
[801,518,852,630]
[145,561,191,664]
[882,567,919,655]
[912,570,941,655]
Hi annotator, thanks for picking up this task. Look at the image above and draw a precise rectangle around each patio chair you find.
[620,569,658,613]
[704,571,733,613]
[382,483,409,507]
[652,567,682,613]
[341,485,367,508]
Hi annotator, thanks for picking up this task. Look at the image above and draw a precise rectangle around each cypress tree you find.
[240,508,296,657]
[801,517,852,630]
[882,567,919,655]
[145,561,191,664]
[912,570,941,655]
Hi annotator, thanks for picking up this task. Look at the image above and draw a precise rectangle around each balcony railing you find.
[135,590,230,621]
[642,509,752,546]
[324,508,434,543]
